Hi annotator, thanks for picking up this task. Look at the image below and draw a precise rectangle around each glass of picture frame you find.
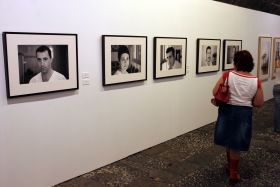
[153,37,187,79]
[196,38,221,74]
[272,37,280,79]
[222,39,242,71]
[257,36,272,81]
[102,35,147,86]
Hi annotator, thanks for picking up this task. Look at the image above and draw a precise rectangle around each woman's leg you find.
[229,149,240,183]
[225,148,230,174]
[230,149,240,160]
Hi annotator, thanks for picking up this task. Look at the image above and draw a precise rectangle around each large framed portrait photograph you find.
[222,40,242,70]
[257,36,272,81]
[196,38,221,74]
[153,37,187,79]
[272,37,280,79]
[2,32,78,98]
[102,35,147,86]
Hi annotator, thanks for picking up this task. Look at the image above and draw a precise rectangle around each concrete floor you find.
[55,100,280,187]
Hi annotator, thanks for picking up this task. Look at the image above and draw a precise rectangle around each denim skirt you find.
[214,104,253,151]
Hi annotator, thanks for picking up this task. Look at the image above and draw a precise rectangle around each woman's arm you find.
[253,87,264,107]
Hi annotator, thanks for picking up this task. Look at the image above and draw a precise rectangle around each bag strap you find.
[222,71,230,86]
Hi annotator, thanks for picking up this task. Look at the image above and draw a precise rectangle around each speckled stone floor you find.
[55,99,280,187]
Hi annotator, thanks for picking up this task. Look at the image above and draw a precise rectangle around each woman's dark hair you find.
[233,50,254,72]
[118,45,130,61]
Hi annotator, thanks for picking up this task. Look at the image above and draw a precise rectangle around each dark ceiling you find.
[213,0,280,16]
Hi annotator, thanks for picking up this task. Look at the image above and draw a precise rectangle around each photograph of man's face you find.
[227,45,239,64]
[206,46,211,64]
[160,45,182,71]
[37,50,53,74]
[166,49,175,65]
[201,45,217,67]
[17,45,69,84]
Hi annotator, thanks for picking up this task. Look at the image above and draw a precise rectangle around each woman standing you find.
[212,50,264,183]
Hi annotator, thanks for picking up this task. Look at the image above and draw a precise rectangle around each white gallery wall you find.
[0,0,279,186]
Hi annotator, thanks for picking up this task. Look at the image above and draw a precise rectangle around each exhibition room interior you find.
[0,0,280,186]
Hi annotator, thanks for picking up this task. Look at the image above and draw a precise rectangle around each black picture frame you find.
[102,35,147,86]
[196,38,221,74]
[222,39,242,71]
[257,36,272,81]
[153,37,187,79]
[2,32,79,98]
[272,37,280,79]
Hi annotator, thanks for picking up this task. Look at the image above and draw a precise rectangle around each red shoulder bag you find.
[212,71,230,106]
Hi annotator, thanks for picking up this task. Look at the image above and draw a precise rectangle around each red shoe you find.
[229,171,240,183]
[229,159,240,184]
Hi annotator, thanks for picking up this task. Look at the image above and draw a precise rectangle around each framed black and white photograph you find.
[222,40,242,70]
[102,35,147,86]
[272,37,280,79]
[196,38,221,74]
[2,32,78,98]
[153,37,187,79]
[257,36,272,81]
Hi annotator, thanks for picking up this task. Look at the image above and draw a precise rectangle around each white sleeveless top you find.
[227,71,260,107]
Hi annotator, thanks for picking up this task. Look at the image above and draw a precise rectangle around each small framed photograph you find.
[272,37,280,79]
[2,32,79,98]
[196,38,221,74]
[102,35,147,86]
[257,36,272,81]
[222,40,242,70]
[153,37,187,79]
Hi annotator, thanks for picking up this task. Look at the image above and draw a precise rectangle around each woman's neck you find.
[233,70,251,76]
